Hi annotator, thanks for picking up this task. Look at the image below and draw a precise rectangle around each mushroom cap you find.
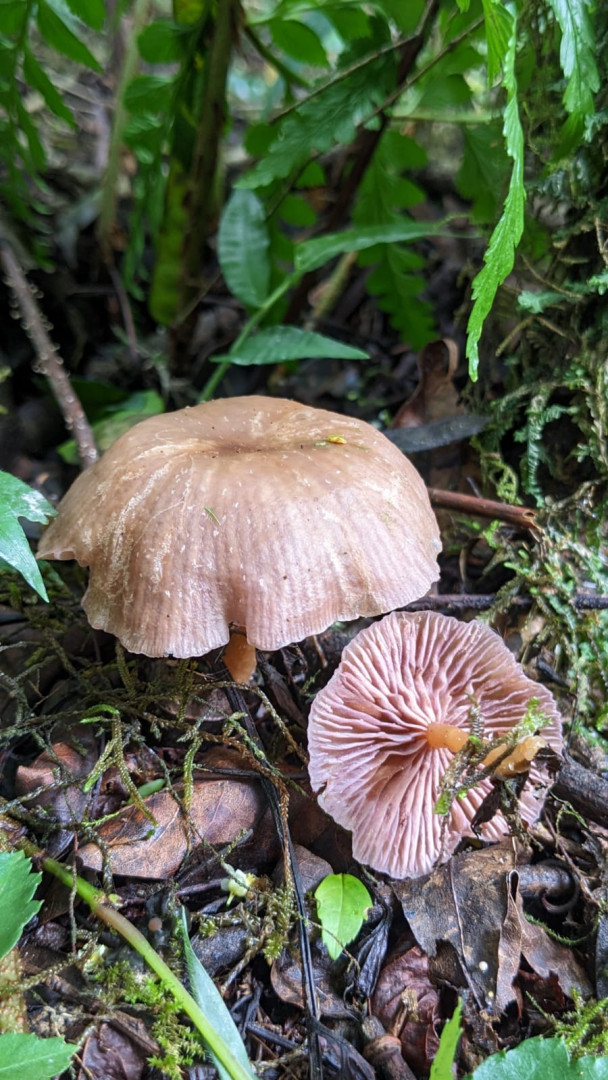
[307,610,563,879]
[37,396,441,658]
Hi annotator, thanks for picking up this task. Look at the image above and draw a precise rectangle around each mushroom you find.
[37,397,441,673]
[307,610,563,879]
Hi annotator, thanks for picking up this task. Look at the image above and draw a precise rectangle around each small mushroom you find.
[307,610,563,879]
[37,397,441,669]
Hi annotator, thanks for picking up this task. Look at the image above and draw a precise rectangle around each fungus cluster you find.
[38,396,441,672]
[307,610,563,880]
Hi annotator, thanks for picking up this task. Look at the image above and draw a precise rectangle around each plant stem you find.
[0,243,98,468]
[98,0,152,260]
[199,271,298,400]
[21,842,253,1080]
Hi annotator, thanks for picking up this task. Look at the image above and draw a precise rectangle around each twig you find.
[98,0,152,257]
[427,486,538,530]
[403,593,608,612]
[0,242,98,468]
[108,263,140,362]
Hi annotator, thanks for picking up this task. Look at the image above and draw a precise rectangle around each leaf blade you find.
[314,874,372,960]
[296,219,451,273]
[0,852,42,960]
[217,190,270,309]
[0,1032,75,1080]
[0,472,56,601]
[212,326,368,367]
[465,8,524,380]
[36,0,102,72]
[179,909,255,1080]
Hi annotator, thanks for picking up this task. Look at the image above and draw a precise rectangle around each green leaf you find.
[15,99,46,171]
[430,999,462,1080]
[457,122,510,223]
[547,0,599,123]
[372,0,425,34]
[481,0,514,85]
[268,19,328,67]
[124,74,175,113]
[466,9,524,380]
[296,219,451,273]
[64,0,104,30]
[0,472,56,601]
[36,0,101,71]
[179,909,255,1080]
[238,52,397,189]
[364,247,434,348]
[352,129,432,345]
[0,1032,75,1080]
[58,390,165,464]
[469,1037,608,1080]
[213,326,368,367]
[315,874,371,960]
[138,20,185,64]
[0,852,42,960]
[22,47,76,128]
[517,289,565,313]
[217,190,270,309]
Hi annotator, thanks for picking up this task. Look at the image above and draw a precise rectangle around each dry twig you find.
[0,242,98,469]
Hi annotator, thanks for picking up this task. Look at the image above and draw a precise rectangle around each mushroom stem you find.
[222,630,257,683]
[425,723,468,753]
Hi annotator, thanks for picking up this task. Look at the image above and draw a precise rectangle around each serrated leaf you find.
[0,852,42,960]
[36,0,101,71]
[314,874,371,960]
[430,999,462,1080]
[213,326,368,367]
[481,0,514,85]
[0,471,56,601]
[547,0,599,123]
[0,1033,75,1080]
[217,190,270,309]
[138,20,185,64]
[468,1037,608,1080]
[238,52,397,189]
[466,10,524,380]
[64,0,104,29]
[517,289,564,313]
[23,47,76,128]
[179,909,255,1080]
[457,122,509,223]
[296,219,450,273]
[364,249,434,347]
[269,19,328,67]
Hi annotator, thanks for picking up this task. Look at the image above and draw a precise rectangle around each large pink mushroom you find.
[307,610,563,879]
[37,397,441,673]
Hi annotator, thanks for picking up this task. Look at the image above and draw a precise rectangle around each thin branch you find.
[427,486,538,531]
[245,24,309,89]
[0,242,98,468]
[403,593,608,612]
[98,0,152,258]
